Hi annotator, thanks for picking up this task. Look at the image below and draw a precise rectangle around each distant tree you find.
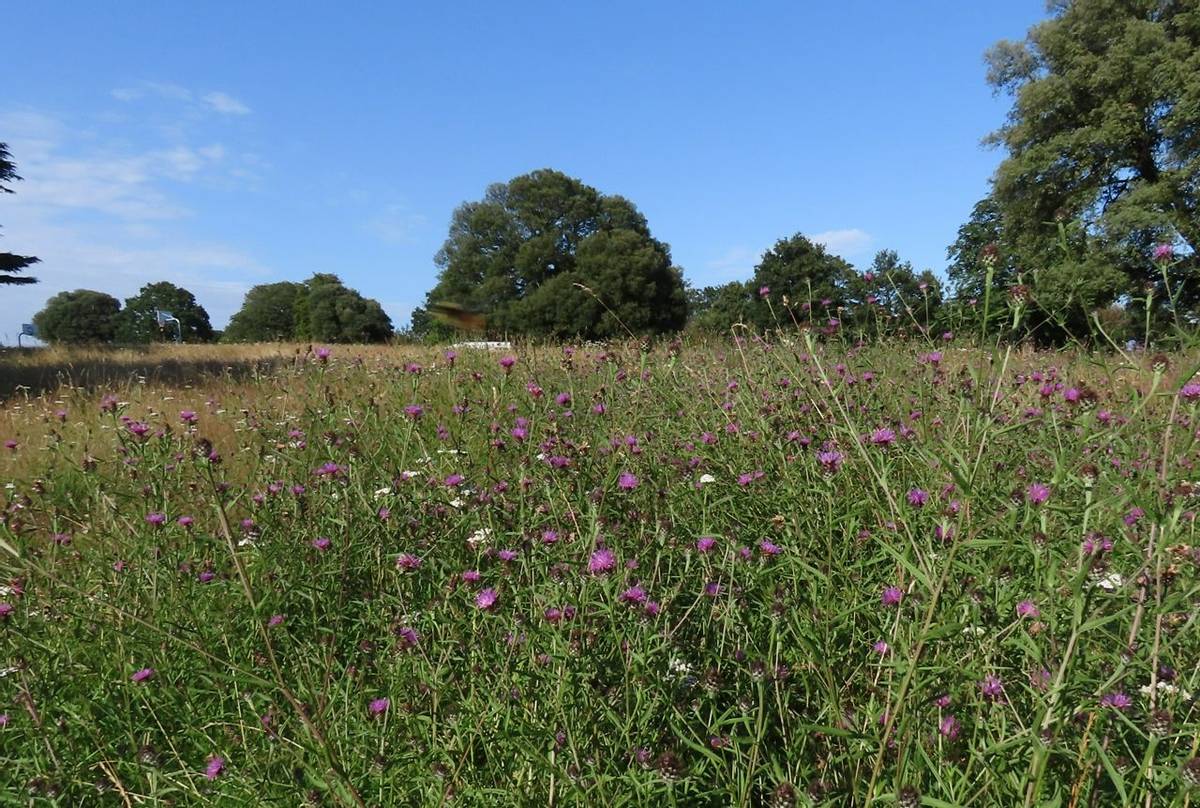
[946,198,1018,302]
[301,273,393,343]
[33,290,121,343]
[0,143,39,286]
[686,281,753,333]
[116,281,214,343]
[417,169,687,339]
[848,250,942,335]
[982,0,1200,323]
[748,235,855,330]
[223,282,305,342]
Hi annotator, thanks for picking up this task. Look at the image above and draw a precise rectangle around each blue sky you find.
[1,1,1047,343]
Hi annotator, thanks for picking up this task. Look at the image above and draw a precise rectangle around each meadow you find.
[0,337,1198,806]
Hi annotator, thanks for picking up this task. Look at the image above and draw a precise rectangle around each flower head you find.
[881,586,903,607]
[369,697,391,717]
[131,667,155,683]
[204,755,225,779]
[1026,483,1050,505]
[475,588,499,610]
[588,548,617,575]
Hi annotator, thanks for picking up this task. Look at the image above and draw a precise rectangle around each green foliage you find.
[301,273,393,343]
[418,169,687,340]
[742,234,856,331]
[686,281,754,333]
[979,0,1200,330]
[32,289,121,343]
[223,277,392,344]
[846,250,943,337]
[0,142,39,286]
[115,282,215,344]
[222,282,305,342]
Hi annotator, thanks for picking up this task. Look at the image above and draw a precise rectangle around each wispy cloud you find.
[111,81,252,116]
[0,103,267,341]
[202,92,251,116]
[809,228,874,257]
[365,204,427,244]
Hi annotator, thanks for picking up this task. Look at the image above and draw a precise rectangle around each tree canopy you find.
[116,281,215,343]
[0,143,39,286]
[223,275,392,343]
[975,0,1200,331]
[413,169,687,340]
[33,290,121,343]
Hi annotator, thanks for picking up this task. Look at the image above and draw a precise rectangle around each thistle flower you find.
[617,472,639,490]
[980,674,1003,700]
[881,586,903,607]
[204,755,225,779]
[1026,483,1050,505]
[131,668,154,683]
[696,536,716,553]
[588,548,616,575]
[369,697,390,717]
[1100,691,1132,710]
[1016,600,1039,619]
[475,588,498,610]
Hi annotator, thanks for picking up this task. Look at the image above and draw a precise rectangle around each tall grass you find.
[0,338,1197,805]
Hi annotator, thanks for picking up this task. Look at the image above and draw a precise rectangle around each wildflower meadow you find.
[1,337,1199,806]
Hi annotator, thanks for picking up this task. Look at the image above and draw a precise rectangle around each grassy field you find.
[1,338,1198,806]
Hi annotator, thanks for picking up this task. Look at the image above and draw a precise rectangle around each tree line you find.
[29,274,393,345]
[5,0,1197,346]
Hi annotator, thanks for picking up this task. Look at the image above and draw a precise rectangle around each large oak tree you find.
[415,169,687,340]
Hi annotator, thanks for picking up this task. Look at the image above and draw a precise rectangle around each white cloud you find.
[111,81,194,104]
[111,82,251,116]
[808,228,874,257]
[365,204,427,244]
[202,92,251,116]
[0,104,268,343]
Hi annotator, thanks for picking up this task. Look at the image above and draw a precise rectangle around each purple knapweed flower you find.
[882,586,903,607]
[204,755,225,779]
[1026,483,1050,505]
[268,614,285,628]
[1180,382,1200,400]
[1153,243,1174,262]
[395,553,421,570]
[696,536,716,553]
[404,404,424,419]
[0,602,13,619]
[1016,600,1039,619]
[1100,692,1132,710]
[475,588,498,610]
[619,586,647,605]
[145,512,166,526]
[312,537,331,551]
[131,668,155,683]
[461,569,481,584]
[907,489,928,507]
[873,640,889,655]
[177,515,194,528]
[179,410,198,424]
[617,472,639,490]
[758,285,770,298]
[758,539,781,556]
[588,548,617,575]
[939,714,961,739]
[870,428,896,446]
[498,355,516,371]
[980,675,1003,700]
[444,473,464,487]
[369,697,390,717]
[817,449,843,472]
